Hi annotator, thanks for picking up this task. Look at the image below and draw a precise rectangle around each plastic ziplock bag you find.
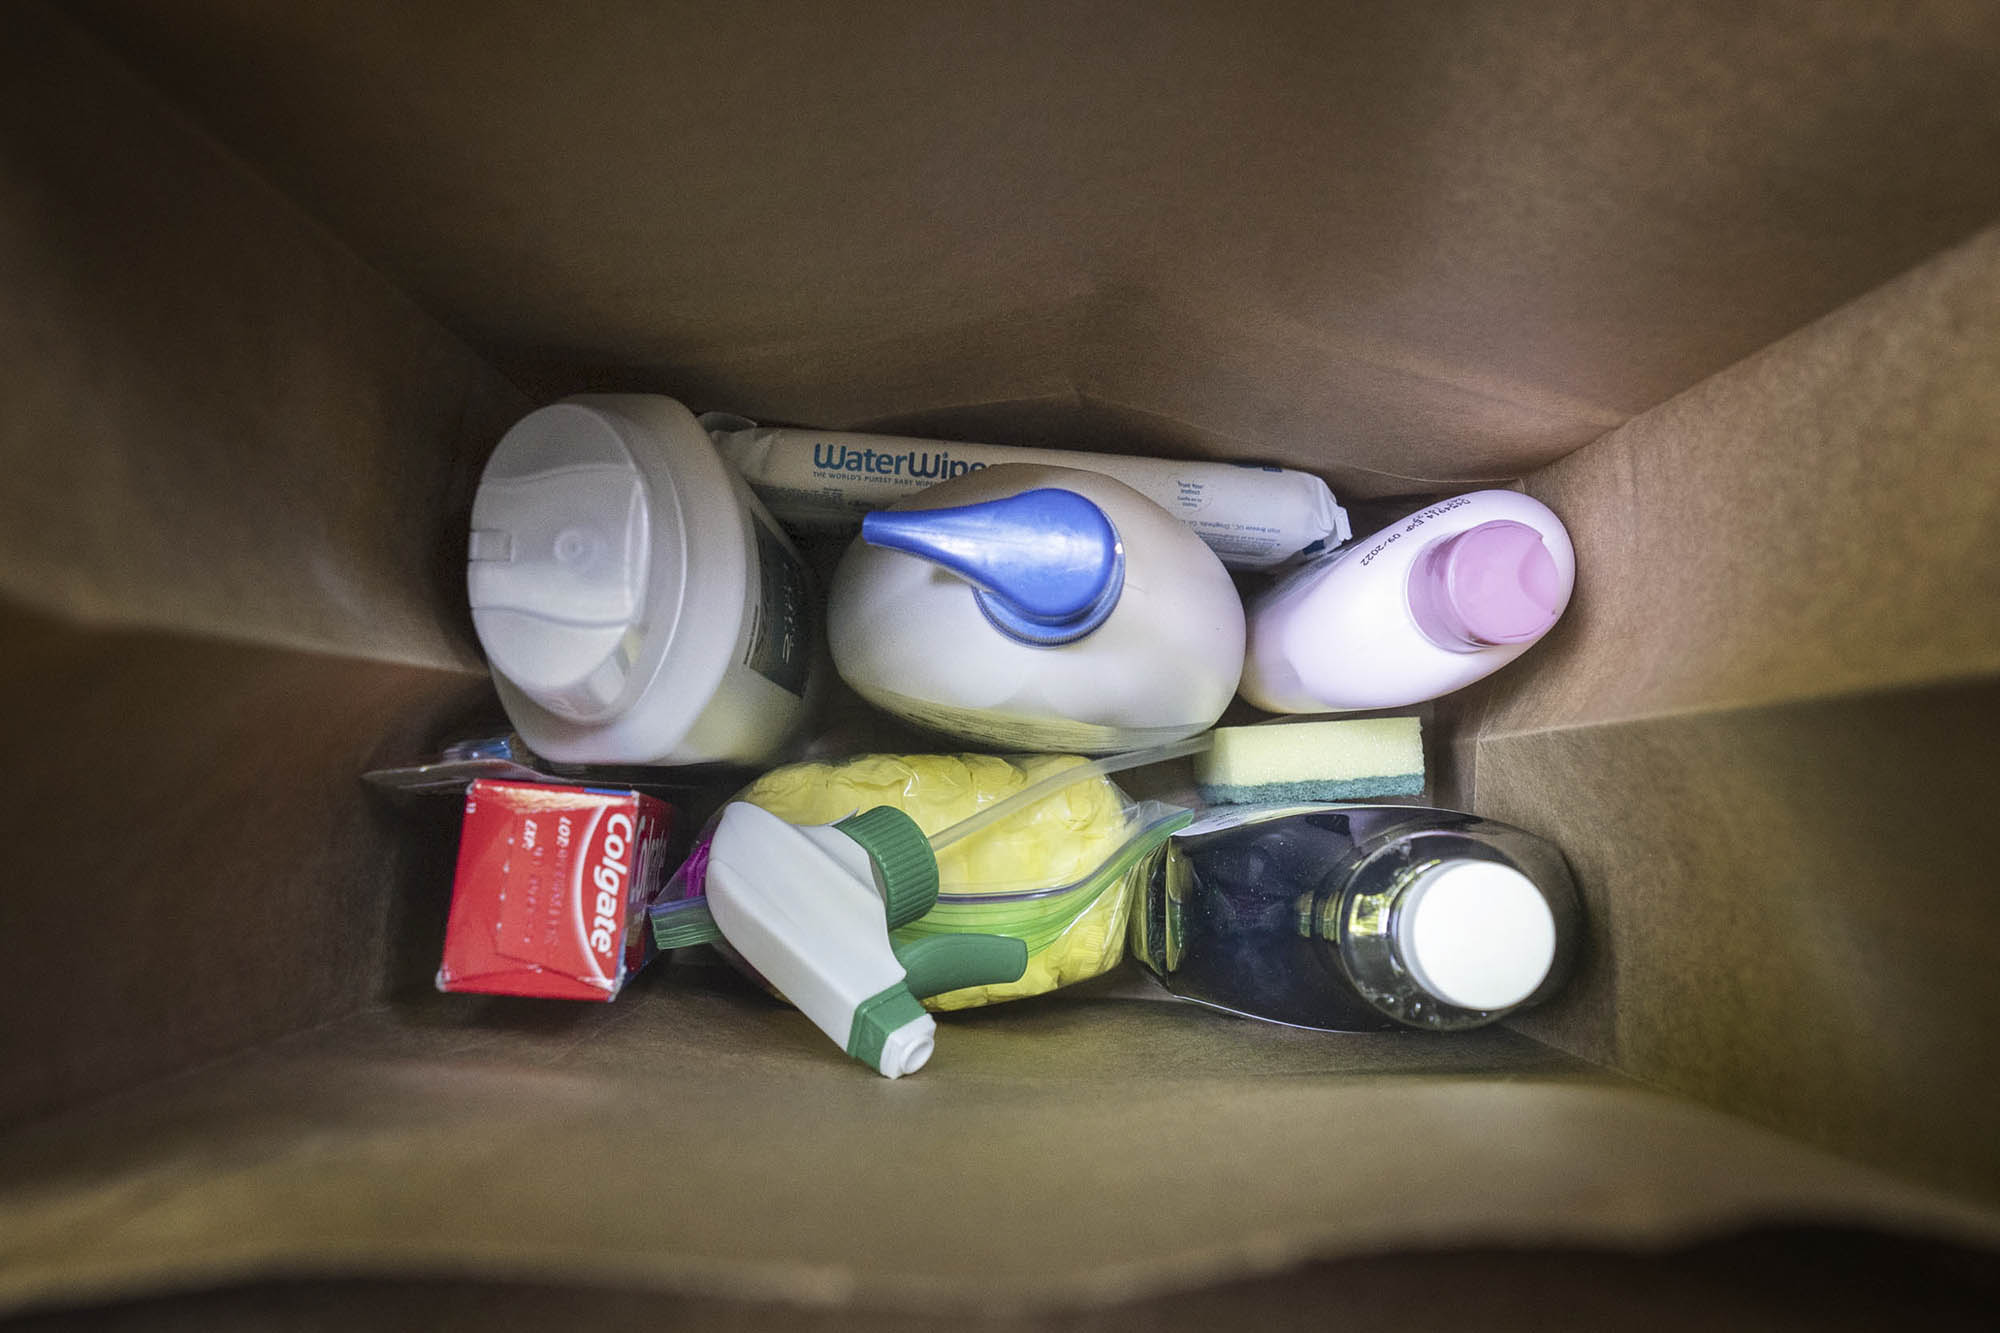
[898,798,1187,1010]
[651,752,1193,1010]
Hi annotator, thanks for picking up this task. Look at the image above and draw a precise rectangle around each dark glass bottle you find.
[1132,804,1580,1032]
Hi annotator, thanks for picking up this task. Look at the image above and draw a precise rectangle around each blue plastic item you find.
[859,488,1126,645]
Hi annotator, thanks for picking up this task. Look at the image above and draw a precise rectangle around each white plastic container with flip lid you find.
[826,463,1246,753]
[467,394,818,766]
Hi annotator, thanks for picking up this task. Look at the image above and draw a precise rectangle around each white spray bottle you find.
[699,804,1028,1077]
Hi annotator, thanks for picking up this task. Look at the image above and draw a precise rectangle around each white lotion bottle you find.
[1240,490,1574,713]
[827,464,1245,753]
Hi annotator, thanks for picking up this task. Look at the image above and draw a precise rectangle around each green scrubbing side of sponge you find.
[1196,717,1424,805]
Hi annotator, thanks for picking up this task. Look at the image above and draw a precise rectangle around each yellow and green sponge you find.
[1195,717,1424,805]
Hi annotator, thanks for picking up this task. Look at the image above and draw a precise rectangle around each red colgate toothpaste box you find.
[437,779,675,1001]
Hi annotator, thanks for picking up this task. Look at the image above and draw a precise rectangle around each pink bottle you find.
[1239,490,1575,713]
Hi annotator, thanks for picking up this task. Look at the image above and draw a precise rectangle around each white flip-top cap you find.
[1394,859,1556,1012]
[468,403,679,723]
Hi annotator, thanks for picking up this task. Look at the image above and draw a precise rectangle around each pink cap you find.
[1407,520,1563,650]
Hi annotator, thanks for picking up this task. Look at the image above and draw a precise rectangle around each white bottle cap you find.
[1394,859,1556,1012]
[876,1020,936,1079]
[469,403,680,722]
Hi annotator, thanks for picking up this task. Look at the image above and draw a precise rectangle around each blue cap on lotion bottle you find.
[860,488,1125,645]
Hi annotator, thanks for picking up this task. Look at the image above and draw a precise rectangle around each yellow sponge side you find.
[1196,717,1424,803]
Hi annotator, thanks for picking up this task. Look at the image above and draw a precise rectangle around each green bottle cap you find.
[833,806,939,928]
